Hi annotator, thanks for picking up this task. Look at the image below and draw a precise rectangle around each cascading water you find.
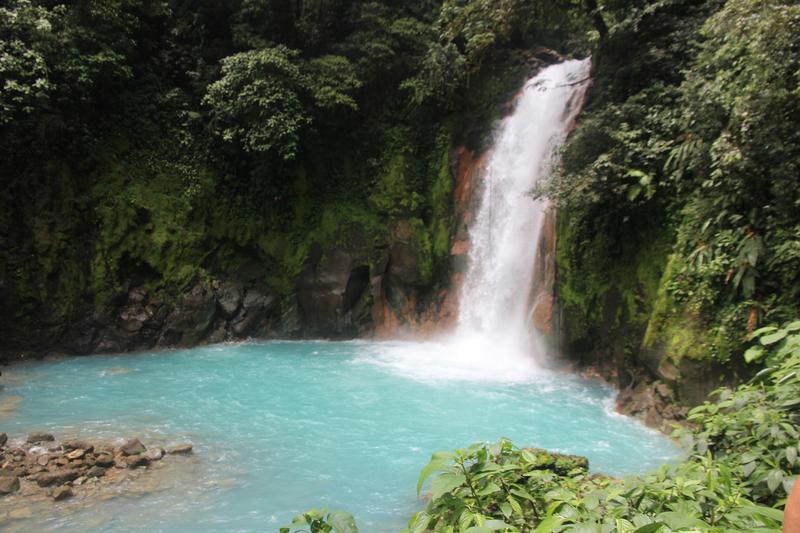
[454,59,592,370]
[368,60,592,383]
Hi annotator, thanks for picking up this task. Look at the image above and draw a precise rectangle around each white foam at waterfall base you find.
[357,334,541,383]
[453,59,592,370]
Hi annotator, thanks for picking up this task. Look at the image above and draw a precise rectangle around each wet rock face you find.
[296,246,372,337]
[616,379,689,432]
[160,283,217,346]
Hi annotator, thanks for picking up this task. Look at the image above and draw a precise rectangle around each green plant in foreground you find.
[280,508,358,533]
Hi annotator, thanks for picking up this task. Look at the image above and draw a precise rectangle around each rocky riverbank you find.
[0,432,192,522]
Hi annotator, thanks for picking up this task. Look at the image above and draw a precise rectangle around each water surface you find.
[0,341,678,532]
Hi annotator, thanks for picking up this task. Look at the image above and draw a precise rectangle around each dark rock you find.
[52,486,73,501]
[120,438,146,456]
[160,281,217,346]
[0,476,20,494]
[126,454,149,468]
[63,440,94,453]
[168,443,193,455]
[26,432,54,444]
[230,288,278,337]
[0,433,6,447]
[128,287,147,303]
[35,469,79,487]
[215,282,242,318]
[86,466,106,478]
[95,454,114,467]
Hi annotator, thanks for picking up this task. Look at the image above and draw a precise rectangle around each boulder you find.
[26,432,54,444]
[95,454,114,467]
[120,438,146,456]
[86,466,106,478]
[52,486,73,501]
[144,448,163,461]
[168,444,193,455]
[35,469,79,487]
[0,476,19,494]
[63,440,93,453]
[0,433,6,447]
[126,454,149,468]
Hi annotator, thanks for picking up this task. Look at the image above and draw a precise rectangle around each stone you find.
[73,476,86,486]
[143,448,163,461]
[114,456,127,469]
[126,454,149,468]
[63,440,93,453]
[37,455,49,466]
[168,443,193,455]
[0,433,6,447]
[26,432,54,444]
[86,466,106,478]
[66,449,85,460]
[35,469,79,487]
[55,457,69,467]
[52,486,73,501]
[95,454,114,467]
[120,438,146,456]
[0,476,19,494]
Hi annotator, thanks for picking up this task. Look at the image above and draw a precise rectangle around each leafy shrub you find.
[281,508,358,533]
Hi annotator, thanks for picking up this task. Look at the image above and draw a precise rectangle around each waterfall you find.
[366,60,591,383]
[455,59,591,368]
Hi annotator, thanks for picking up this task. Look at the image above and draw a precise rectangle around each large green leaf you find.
[431,472,466,499]
[328,511,358,533]
[761,330,788,345]
[533,516,564,533]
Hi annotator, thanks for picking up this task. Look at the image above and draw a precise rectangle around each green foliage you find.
[204,46,311,159]
[549,0,800,366]
[407,440,591,533]
[0,0,134,127]
[305,55,362,111]
[403,0,595,106]
[280,508,358,533]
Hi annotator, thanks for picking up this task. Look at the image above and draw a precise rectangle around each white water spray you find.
[368,60,591,383]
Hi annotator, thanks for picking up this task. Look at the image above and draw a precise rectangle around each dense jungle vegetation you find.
[0,0,594,351]
[2,0,800,530]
